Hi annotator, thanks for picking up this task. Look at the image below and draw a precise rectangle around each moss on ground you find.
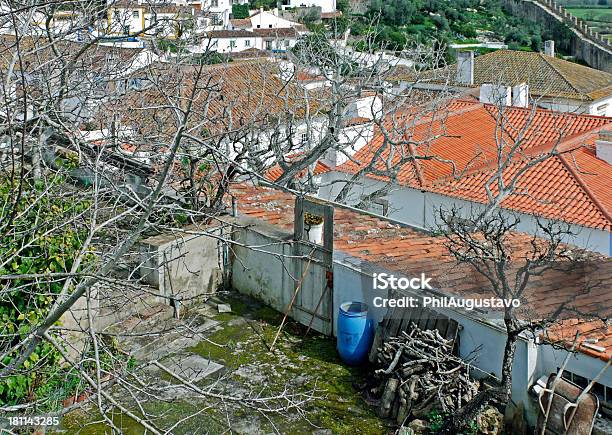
[57,400,228,434]
[190,294,387,434]
[57,292,387,434]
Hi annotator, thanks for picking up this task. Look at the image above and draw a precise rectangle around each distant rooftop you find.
[229,183,612,361]
[389,50,612,101]
[335,99,612,231]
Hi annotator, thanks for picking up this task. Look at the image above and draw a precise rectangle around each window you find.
[256,24,260,28]
[132,10,139,18]
[268,24,272,28]
[558,369,612,416]
[284,39,289,48]
[244,39,250,47]
[211,13,222,25]
[229,40,236,48]
[113,10,121,21]
[211,0,218,6]
[301,132,308,143]
[123,25,130,35]
[265,40,272,50]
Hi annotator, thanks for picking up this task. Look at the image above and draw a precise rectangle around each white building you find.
[193,8,307,53]
[199,29,261,53]
[106,1,195,39]
[281,0,337,14]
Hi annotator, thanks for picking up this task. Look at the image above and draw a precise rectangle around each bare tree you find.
[0,3,457,432]
[429,94,612,432]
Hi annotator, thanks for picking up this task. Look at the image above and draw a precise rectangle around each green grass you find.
[566,7,612,23]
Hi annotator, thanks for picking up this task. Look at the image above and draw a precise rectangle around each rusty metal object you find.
[536,374,599,435]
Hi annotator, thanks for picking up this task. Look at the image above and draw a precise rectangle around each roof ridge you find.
[558,143,612,228]
[539,52,584,98]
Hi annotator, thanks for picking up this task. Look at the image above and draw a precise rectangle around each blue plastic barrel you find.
[337,301,374,365]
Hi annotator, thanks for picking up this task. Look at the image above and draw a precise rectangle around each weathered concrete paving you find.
[55,292,388,434]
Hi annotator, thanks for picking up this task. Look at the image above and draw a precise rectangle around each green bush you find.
[232,4,250,19]
[0,177,94,406]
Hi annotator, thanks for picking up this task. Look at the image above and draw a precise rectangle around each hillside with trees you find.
[346,0,570,55]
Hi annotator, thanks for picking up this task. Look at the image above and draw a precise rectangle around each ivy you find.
[0,176,94,406]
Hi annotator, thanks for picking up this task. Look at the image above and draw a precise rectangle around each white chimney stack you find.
[595,129,612,165]
[512,83,529,108]
[480,83,512,106]
[456,50,474,85]
[544,40,555,57]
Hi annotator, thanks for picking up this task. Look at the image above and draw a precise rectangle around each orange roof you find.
[264,158,331,182]
[230,183,612,360]
[544,319,612,362]
[336,100,612,230]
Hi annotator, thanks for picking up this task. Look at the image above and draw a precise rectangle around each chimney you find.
[595,128,612,165]
[479,83,511,106]
[456,50,474,85]
[511,83,529,108]
[544,40,555,57]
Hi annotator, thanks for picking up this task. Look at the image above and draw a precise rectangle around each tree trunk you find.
[439,321,520,433]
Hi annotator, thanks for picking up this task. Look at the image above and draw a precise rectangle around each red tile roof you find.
[388,50,612,101]
[544,319,612,361]
[264,160,331,182]
[230,183,612,360]
[336,100,612,230]
[253,27,299,38]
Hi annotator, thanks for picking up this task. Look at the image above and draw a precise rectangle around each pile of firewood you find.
[369,324,480,425]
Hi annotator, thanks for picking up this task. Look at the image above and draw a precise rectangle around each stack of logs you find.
[370,324,479,425]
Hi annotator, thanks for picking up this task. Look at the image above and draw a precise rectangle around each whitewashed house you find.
[314,99,612,256]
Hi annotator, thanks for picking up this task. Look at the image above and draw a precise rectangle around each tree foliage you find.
[232,4,250,19]
[0,176,93,405]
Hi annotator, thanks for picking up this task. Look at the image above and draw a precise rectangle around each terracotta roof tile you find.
[230,183,612,360]
[388,50,612,101]
[253,27,299,38]
[335,101,612,230]
[230,18,252,29]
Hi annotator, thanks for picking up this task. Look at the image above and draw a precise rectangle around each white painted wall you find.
[316,171,611,255]
[332,250,610,424]
[250,9,297,29]
[108,7,144,35]
[536,95,612,117]
[285,0,336,13]
[202,35,261,52]
[323,122,374,167]
[344,95,383,122]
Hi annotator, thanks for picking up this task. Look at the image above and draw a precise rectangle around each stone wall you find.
[501,0,612,72]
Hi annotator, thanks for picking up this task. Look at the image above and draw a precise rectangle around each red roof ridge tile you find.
[559,147,612,226]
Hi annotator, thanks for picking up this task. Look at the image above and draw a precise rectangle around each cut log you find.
[377,378,400,418]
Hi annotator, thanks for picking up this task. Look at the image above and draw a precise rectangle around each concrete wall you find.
[331,252,542,421]
[332,251,610,424]
[139,226,223,305]
[230,217,333,335]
